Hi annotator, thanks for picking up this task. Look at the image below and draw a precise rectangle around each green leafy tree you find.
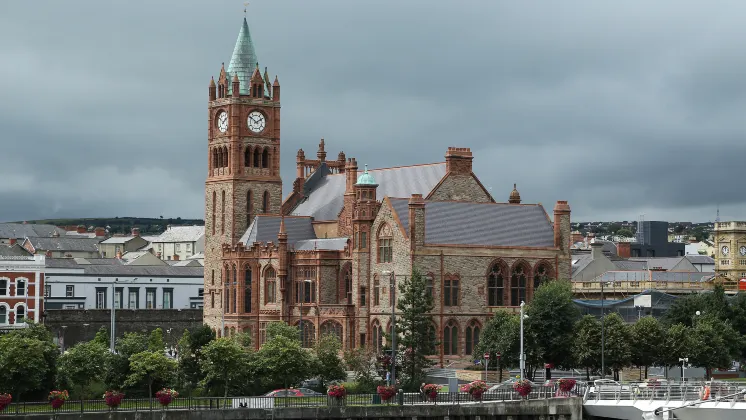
[395,268,437,390]
[0,335,49,401]
[314,334,347,389]
[689,316,741,379]
[124,351,177,398]
[106,332,149,390]
[232,331,253,349]
[602,313,631,380]
[200,338,253,400]
[148,328,166,352]
[56,341,110,398]
[572,315,601,380]
[476,310,519,382]
[255,322,313,391]
[617,228,634,238]
[343,347,377,392]
[93,327,110,348]
[525,280,580,378]
[630,316,663,379]
[10,322,59,395]
[659,323,691,370]
[176,326,215,395]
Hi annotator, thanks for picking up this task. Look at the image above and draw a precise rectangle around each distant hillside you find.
[14,217,204,235]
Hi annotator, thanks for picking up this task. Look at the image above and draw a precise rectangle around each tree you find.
[688,316,741,379]
[314,334,347,389]
[93,327,110,348]
[56,341,110,398]
[124,351,176,398]
[659,323,691,371]
[343,347,377,392]
[106,332,150,390]
[177,326,215,395]
[572,315,601,380]
[0,335,48,401]
[232,331,253,349]
[602,313,631,381]
[255,322,313,391]
[629,316,663,379]
[476,310,519,382]
[395,268,437,390]
[617,228,634,238]
[148,328,166,353]
[200,338,253,400]
[11,322,59,395]
[525,280,580,379]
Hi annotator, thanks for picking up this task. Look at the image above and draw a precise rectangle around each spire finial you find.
[514,183,516,189]
[244,2,249,15]
[364,164,369,173]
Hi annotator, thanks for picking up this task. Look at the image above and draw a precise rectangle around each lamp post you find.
[519,301,526,382]
[679,357,688,382]
[600,281,612,379]
[382,270,396,386]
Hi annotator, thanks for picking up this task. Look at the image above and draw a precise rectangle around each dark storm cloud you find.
[0,0,744,223]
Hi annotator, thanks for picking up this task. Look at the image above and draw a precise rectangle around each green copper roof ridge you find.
[227,17,258,96]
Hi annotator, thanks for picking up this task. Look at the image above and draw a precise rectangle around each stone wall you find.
[6,398,582,420]
[428,173,493,202]
[44,308,203,348]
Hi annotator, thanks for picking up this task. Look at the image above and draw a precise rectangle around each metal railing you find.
[0,386,585,416]
[584,381,746,404]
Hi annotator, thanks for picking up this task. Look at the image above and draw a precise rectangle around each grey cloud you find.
[0,0,744,224]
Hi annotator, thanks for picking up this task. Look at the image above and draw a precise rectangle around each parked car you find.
[263,388,322,397]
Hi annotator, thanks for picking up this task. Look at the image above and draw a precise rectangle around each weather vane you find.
[244,2,249,15]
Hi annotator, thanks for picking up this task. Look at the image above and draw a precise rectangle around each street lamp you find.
[382,270,396,386]
[298,279,313,347]
[600,281,613,379]
[519,301,528,382]
[679,357,688,382]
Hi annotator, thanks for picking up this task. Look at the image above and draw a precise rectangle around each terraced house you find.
[203,15,572,363]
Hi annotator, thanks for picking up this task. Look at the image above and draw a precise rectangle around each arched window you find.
[223,147,229,168]
[533,263,553,291]
[373,275,380,306]
[253,147,260,167]
[262,191,270,214]
[246,190,253,223]
[264,267,276,303]
[340,264,352,305]
[377,224,393,263]
[299,320,315,348]
[211,191,216,235]
[443,320,458,356]
[372,320,383,353]
[212,149,218,170]
[465,320,481,357]
[320,321,343,343]
[15,305,25,324]
[295,267,316,304]
[244,267,252,313]
[232,265,238,313]
[221,190,226,234]
[0,305,7,324]
[487,262,505,306]
[262,148,269,168]
[511,263,528,306]
[0,278,8,296]
[244,147,251,167]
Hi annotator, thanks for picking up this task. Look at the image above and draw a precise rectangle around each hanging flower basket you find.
[461,380,487,400]
[104,390,125,409]
[48,390,69,409]
[0,394,11,412]
[155,388,179,407]
[558,378,576,394]
[377,385,397,402]
[513,379,532,397]
[423,384,441,401]
[327,384,347,399]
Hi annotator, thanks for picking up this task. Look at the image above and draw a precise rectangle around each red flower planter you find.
[48,390,69,410]
[0,394,11,412]
[155,388,179,407]
[377,385,397,402]
[104,391,125,409]
[50,399,65,409]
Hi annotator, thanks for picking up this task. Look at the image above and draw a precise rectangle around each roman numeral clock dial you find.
[247,111,266,133]
[217,111,228,133]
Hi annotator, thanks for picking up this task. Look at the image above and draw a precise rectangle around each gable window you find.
[377,224,393,263]
[444,275,460,307]
[487,262,505,306]
[443,320,459,356]
[0,306,6,324]
[264,267,276,304]
[16,279,26,296]
[14,305,25,324]
[511,264,528,306]
[0,279,7,296]
[465,320,481,356]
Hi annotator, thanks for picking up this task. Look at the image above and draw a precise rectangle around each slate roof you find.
[151,226,204,243]
[388,199,555,247]
[294,238,349,251]
[685,255,715,265]
[628,257,686,271]
[0,223,66,239]
[25,236,103,253]
[612,260,648,271]
[79,264,203,277]
[290,163,446,221]
[101,236,139,244]
[571,254,593,275]
[0,244,32,257]
[239,216,316,246]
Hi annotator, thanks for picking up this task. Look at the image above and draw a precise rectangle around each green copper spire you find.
[227,17,258,96]
[356,165,377,186]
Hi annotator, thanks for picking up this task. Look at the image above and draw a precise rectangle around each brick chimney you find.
[76,225,86,234]
[94,227,106,237]
[131,228,140,237]
[45,250,52,257]
[9,238,16,246]
[445,147,473,175]
[408,194,426,251]
[116,251,122,259]
[173,254,180,261]
[617,242,631,258]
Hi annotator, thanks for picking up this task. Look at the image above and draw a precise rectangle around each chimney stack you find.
[9,238,16,246]
[173,254,180,261]
[408,193,426,251]
[590,241,604,260]
[116,251,122,259]
[445,147,473,175]
[76,225,86,234]
[131,228,140,237]
[94,227,106,237]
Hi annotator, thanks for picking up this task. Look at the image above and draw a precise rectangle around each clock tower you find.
[204,16,282,334]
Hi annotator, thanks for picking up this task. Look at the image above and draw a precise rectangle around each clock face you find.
[217,111,228,133]
[721,245,730,256]
[740,246,746,256]
[247,111,266,133]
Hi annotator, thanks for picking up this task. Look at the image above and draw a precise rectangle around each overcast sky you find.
[1,0,744,223]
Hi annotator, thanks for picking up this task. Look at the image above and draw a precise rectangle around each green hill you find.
[15,217,204,235]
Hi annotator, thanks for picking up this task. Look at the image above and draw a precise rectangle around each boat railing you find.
[586,380,746,404]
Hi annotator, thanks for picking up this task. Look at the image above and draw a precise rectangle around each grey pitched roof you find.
[685,255,715,265]
[290,163,446,221]
[294,238,349,251]
[80,264,203,277]
[0,244,32,257]
[628,257,685,271]
[0,223,66,239]
[25,236,103,253]
[571,254,593,275]
[101,236,138,244]
[612,260,648,271]
[389,199,555,247]
[239,216,316,246]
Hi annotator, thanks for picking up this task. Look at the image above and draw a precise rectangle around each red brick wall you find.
[0,271,43,324]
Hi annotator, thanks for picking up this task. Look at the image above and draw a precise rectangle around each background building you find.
[714,221,746,287]
[0,251,45,329]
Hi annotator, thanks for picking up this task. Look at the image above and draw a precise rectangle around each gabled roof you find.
[388,199,555,248]
[150,226,205,243]
[294,238,348,251]
[101,236,140,244]
[227,17,259,96]
[290,163,446,221]
[24,236,103,253]
[0,223,66,239]
[239,216,316,246]
[628,257,690,271]
[684,255,715,265]
[0,244,32,257]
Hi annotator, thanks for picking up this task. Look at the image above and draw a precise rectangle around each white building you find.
[44,259,203,310]
[144,226,205,262]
